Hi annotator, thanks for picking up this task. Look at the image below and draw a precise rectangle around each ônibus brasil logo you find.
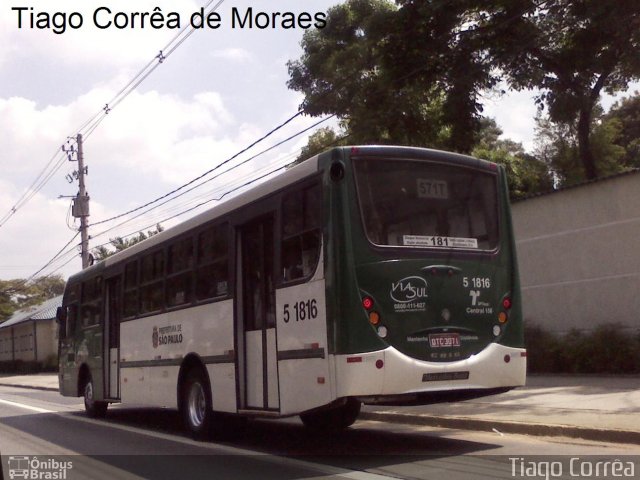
[7,456,73,480]
[390,276,428,303]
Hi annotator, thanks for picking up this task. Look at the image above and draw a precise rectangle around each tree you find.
[604,93,640,169]
[93,224,164,261]
[287,0,491,152]
[534,106,628,186]
[387,0,500,152]
[290,0,640,178]
[0,275,66,323]
[294,127,348,164]
[486,0,640,180]
[473,118,553,199]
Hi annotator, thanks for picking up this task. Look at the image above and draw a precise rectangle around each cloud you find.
[0,74,321,280]
[1,0,201,69]
[210,48,253,63]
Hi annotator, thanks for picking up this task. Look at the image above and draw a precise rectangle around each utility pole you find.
[67,133,90,269]
[77,134,90,269]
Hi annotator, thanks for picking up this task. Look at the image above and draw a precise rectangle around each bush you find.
[0,359,57,374]
[525,322,640,374]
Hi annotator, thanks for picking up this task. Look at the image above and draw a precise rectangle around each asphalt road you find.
[1,385,639,480]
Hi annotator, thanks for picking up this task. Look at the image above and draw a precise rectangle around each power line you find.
[28,128,350,281]
[0,0,226,231]
[90,114,332,231]
[22,113,329,282]
[25,232,80,283]
[91,151,298,243]
[81,0,225,142]
[88,130,351,252]
[0,148,68,229]
[89,110,306,227]
[27,146,300,280]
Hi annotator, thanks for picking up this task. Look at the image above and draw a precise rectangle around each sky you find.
[0,0,638,281]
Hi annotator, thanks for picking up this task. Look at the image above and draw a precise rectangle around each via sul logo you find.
[390,276,428,303]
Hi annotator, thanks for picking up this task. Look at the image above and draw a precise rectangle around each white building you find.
[0,295,62,367]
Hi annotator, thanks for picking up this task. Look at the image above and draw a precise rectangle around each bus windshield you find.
[353,157,500,250]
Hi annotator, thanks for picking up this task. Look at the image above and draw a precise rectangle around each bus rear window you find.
[353,158,499,250]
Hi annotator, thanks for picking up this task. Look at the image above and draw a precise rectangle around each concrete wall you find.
[0,320,57,363]
[35,320,58,363]
[0,328,12,362]
[512,171,640,334]
[12,322,36,362]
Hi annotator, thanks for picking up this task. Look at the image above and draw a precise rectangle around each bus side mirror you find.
[56,306,67,324]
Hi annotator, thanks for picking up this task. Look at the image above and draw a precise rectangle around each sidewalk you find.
[2,373,640,444]
[361,375,640,444]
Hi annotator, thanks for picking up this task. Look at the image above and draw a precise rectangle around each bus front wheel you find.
[300,398,361,431]
[83,373,107,418]
[182,370,212,439]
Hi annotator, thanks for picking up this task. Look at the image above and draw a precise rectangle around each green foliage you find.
[473,118,553,199]
[289,0,640,181]
[525,322,640,374]
[534,108,630,186]
[294,127,347,164]
[93,224,164,261]
[486,0,640,179]
[0,275,65,323]
[0,360,53,374]
[287,0,493,152]
[604,93,640,169]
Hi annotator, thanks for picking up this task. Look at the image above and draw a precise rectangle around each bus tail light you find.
[369,311,380,325]
[498,294,510,324]
[362,296,374,310]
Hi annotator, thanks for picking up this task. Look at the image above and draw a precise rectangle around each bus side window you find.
[58,304,77,339]
[80,277,102,327]
[66,305,78,338]
[282,183,321,282]
[196,223,229,301]
[123,260,139,318]
[167,237,195,307]
[140,250,165,314]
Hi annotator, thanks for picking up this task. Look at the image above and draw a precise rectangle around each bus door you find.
[236,215,279,411]
[103,276,121,399]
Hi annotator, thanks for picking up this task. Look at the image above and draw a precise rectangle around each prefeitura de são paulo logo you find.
[152,326,159,349]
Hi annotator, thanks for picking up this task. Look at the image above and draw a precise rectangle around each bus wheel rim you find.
[85,381,93,405]
[188,382,206,428]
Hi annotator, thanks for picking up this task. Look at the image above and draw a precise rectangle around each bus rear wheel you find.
[182,370,212,440]
[300,398,361,431]
[83,373,107,418]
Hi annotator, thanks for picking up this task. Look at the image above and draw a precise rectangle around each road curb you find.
[0,382,58,392]
[3,381,640,445]
[359,411,640,445]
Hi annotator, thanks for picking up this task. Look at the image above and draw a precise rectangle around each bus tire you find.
[83,373,107,418]
[300,398,361,432]
[182,370,212,440]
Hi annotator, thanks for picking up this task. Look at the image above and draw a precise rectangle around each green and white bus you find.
[57,146,526,436]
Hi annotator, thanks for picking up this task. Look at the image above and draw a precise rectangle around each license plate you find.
[429,333,460,348]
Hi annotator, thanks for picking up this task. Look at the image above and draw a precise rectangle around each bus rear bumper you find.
[334,343,526,404]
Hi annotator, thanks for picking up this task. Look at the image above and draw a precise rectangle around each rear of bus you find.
[322,146,526,405]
